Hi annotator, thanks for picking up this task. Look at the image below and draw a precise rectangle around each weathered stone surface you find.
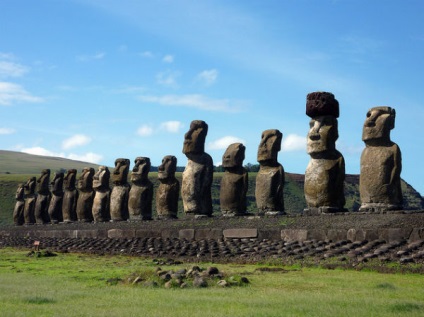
[220,143,248,216]
[306,91,339,118]
[182,120,213,216]
[223,228,258,239]
[62,169,78,223]
[48,172,64,224]
[34,169,51,224]
[128,157,153,221]
[110,158,130,221]
[156,155,179,219]
[92,166,110,222]
[179,229,195,240]
[23,177,36,225]
[108,229,136,239]
[304,93,345,214]
[256,129,285,215]
[13,184,25,226]
[135,229,162,238]
[195,228,223,240]
[281,229,308,241]
[360,107,403,212]
[76,167,94,222]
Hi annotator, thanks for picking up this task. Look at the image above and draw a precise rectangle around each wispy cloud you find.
[162,54,174,63]
[156,71,180,88]
[76,52,106,62]
[62,134,92,150]
[160,121,183,133]
[196,69,218,86]
[136,124,154,136]
[138,94,244,112]
[67,152,103,164]
[20,146,103,164]
[140,51,154,58]
[0,82,44,106]
[21,146,65,158]
[208,136,246,150]
[0,61,29,78]
[0,52,15,60]
[281,134,306,152]
[0,127,15,135]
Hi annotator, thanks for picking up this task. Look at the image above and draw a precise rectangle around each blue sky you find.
[1,0,423,195]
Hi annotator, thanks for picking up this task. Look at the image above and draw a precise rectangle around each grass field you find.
[0,248,423,317]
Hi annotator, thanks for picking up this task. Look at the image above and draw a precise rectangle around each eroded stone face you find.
[156,155,179,219]
[257,129,282,166]
[222,143,245,169]
[128,157,153,221]
[158,155,177,181]
[48,172,64,224]
[77,167,95,192]
[76,168,95,222]
[36,169,50,195]
[307,116,338,156]
[360,106,402,212]
[112,158,130,185]
[92,166,111,222]
[182,120,208,156]
[130,157,150,185]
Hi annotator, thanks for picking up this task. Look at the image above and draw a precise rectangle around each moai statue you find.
[360,107,403,212]
[156,155,180,219]
[255,129,285,215]
[220,143,248,216]
[34,169,51,224]
[62,169,78,223]
[23,177,36,225]
[48,172,64,224]
[76,167,95,222]
[304,92,346,214]
[92,166,111,222]
[13,184,25,226]
[128,157,153,221]
[110,158,131,221]
[181,120,213,217]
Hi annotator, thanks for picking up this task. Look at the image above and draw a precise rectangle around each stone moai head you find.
[77,167,94,191]
[15,183,25,200]
[93,166,110,190]
[222,143,245,169]
[112,158,130,185]
[24,177,36,195]
[131,157,151,184]
[158,155,177,181]
[257,129,282,166]
[183,120,208,155]
[51,172,64,193]
[64,169,77,190]
[306,92,339,156]
[37,169,50,193]
[362,106,396,145]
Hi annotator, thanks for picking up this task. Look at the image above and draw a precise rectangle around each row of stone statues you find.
[13,91,404,225]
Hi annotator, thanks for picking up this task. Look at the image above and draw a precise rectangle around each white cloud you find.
[196,69,218,86]
[156,71,180,88]
[76,52,106,62]
[0,52,15,60]
[0,61,28,78]
[0,128,15,135]
[137,124,154,136]
[138,94,243,112]
[0,82,44,106]
[140,51,154,58]
[67,152,103,164]
[281,134,306,152]
[163,54,174,63]
[21,147,65,158]
[208,136,246,150]
[21,146,103,164]
[160,121,183,133]
[62,134,92,150]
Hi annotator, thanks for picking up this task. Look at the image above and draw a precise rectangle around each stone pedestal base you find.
[359,203,403,213]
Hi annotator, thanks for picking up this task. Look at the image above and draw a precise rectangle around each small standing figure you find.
[360,107,403,212]
[255,129,285,215]
[62,169,78,223]
[181,120,213,217]
[76,167,95,222]
[128,157,153,221]
[92,166,111,222]
[110,158,131,221]
[304,92,346,214]
[34,169,51,224]
[13,183,25,226]
[23,176,36,225]
[220,143,248,216]
[48,172,64,224]
[156,155,180,219]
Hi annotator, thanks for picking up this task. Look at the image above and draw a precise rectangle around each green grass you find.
[1,248,424,317]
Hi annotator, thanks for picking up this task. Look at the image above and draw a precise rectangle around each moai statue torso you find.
[255,129,285,215]
[34,169,51,224]
[23,177,36,225]
[110,158,131,221]
[220,143,248,216]
[304,92,345,214]
[62,169,78,222]
[48,172,64,224]
[13,183,25,226]
[76,167,95,222]
[181,120,213,217]
[156,155,180,219]
[128,157,153,221]
[92,166,111,222]
[360,107,403,212]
